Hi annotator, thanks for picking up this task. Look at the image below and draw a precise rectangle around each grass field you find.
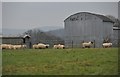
[2,48,118,75]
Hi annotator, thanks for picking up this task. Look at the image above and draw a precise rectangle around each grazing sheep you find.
[33,43,49,49]
[13,45,20,49]
[53,45,58,49]
[1,44,8,49]
[53,44,65,49]
[1,44,13,49]
[13,45,26,49]
[1,44,9,49]
[22,45,27,48]
[8,44,14,49]
[33,44,39,49]
[82,41,93,48]
[1,44,26,49]
[45,44,50,48]
[59,44,65,49]
[102,43,112,48]
[38,43,49,49]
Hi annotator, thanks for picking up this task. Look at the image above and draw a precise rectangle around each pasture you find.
[2,48,118,75]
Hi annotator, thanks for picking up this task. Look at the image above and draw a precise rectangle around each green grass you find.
[2,48,118,75]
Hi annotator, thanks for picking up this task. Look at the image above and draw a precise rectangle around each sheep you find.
[1,44,8,49]
[22,44,27,48]
[13,44,27,49]
[102,43,112,48]
[33,43,49,49]
[8,44,14,49]
[53,44,60,49]
[1,44,27,49]
[37,43,49,49]
[59,44,65,49]
[1,44,14,49]
[53,44,65,49]
[33,44,39,49]
[45,44,50,48]
[1,44,10,49]
[13,45,19,49]
[82,41,93,48]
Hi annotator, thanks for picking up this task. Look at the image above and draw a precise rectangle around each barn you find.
[64,12,114,48]
[112,27,120,47]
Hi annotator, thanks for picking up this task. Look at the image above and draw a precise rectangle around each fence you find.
[1,37,120,48]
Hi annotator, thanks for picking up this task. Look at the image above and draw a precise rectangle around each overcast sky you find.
[2,2,118,31]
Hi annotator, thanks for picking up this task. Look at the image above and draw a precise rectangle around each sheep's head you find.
[90,41,94,44]
[46,46,49,48]
[45,44,49,48]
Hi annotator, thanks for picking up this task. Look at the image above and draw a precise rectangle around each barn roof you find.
[23,34,31,38]
[0,34,31,39]
[64,12,114,23]
[0,37,23,39]
[113,27,120,30]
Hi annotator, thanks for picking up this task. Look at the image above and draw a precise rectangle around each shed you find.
[23,34,32,48]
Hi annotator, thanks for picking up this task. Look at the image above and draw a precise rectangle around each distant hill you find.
[47,28,65,40]
[2,26,64,36]
[23,29,64,46]
[34,26,64,32]
[2,28,27,36]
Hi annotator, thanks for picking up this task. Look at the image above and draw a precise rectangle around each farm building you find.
[64,12,114,48]
[112,27,120,47]
[1,34,32,48]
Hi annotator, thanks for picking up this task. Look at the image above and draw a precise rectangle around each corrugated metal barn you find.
[64,12,114,48]
[112,27,120,47]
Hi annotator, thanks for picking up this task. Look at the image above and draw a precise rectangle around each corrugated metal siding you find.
[112,28,120,47]
[64,12,113,48]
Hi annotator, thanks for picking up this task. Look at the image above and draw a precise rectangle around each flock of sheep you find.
[0,43,65,49]
[82,41,112,48]
[33,43,65,49]
[0,44,27,49]
[0,42,112,50]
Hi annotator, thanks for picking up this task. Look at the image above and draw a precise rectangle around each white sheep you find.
[53,44,65,49]
[8,44,14,49]
[13,45,20,49]
[59,44,65,49]
[45,44,50,48]
[53,45,58,49]
[1,44,8,49]
[33,43,49,49]
[33,44,39,49]
[102,43,112,48]
[1,44,13,49]
[1,44,26,49]
[22,45,27,48]
[13,45,26,49]
[82,41,93,48]
[37,43,49,49]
